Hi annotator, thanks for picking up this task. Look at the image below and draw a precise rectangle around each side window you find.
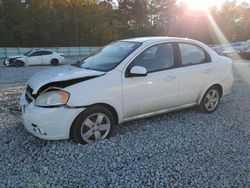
[40,51,52,55]
[132,43,174,73]
[179,43,209,66]
[30,51,52,56]
[30,51,43,56]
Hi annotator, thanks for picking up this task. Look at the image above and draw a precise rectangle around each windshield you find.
[77,41,142,72]
[23,50,33,56]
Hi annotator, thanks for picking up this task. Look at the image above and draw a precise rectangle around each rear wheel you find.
[50,59,59,66]
[70,106,115,144]
[199,86,221,113]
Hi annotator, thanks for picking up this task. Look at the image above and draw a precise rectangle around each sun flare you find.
[180,0,222,10]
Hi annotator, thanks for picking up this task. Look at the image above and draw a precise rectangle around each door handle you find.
[164,76,176,81]
[204,69,212,73]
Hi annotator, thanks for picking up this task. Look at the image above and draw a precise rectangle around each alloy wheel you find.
[80,113,111,143]
[204,89,220,111]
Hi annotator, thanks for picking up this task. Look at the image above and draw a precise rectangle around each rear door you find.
[40,51,53,64]
[177,43,213,105]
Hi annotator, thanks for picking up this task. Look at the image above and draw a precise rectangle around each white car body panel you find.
[8,55,26,59]
[27,55,42,65]
[20,37,233,140]
[41,54,52,64]
[28,65,105,94]
[122,68,180,118]
[65,70,124,123]
[178,63,212,105]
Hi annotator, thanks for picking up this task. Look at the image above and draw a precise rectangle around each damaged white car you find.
[4,49,65,67]
[20,37,233,144]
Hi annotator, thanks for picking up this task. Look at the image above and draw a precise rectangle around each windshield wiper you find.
[71,61,105,72]
[83,66,107,72]
[82,67,93,70]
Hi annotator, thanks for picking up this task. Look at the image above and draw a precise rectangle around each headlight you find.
[35,90,69,107]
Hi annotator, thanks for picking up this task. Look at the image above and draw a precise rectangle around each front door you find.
[27,51,42,65]
[122,43,180,119]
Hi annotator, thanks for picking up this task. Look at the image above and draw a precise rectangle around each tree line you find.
[0,0,249,47]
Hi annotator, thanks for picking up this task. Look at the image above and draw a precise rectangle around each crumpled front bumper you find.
[3,59,9,66]
[20,91,84,140]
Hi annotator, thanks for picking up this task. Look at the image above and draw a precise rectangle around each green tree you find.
[0,0,25,46]
[0,0,249,47]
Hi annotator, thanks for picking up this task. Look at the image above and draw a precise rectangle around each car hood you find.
[28,65,105,94]
[7,55,26,59]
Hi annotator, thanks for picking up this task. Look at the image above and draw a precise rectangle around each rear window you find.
[179,43,208,66]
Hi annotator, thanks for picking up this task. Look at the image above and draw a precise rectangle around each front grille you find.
[25,85,35,103]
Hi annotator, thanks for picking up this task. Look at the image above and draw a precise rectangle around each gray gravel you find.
[0,59,250,187]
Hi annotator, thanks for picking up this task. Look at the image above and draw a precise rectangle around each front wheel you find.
[199,86,221,113]
[70,106,115,144]
[14,60,24,67]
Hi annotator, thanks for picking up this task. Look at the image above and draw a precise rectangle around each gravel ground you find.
[0,59,250,187]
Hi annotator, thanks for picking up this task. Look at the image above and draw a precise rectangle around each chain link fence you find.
[0,47,99,58]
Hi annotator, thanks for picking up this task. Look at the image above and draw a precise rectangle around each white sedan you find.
[3,49,65,67]
[20,37,233,144]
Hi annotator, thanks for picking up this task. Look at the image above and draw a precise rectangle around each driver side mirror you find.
[129,66,148,77]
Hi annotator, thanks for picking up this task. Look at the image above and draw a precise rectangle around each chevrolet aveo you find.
[20,37,233,144]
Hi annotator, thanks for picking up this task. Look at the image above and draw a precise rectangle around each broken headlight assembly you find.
[34,90,70,107]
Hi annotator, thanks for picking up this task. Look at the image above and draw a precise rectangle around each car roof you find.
[33,48,53,52]
[120,36,195,43]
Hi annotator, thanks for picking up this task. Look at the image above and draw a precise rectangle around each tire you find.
[50,59,59,66]
[247,53,250,60]
[14,60,24,67]
[70,106,115,144]
[198,86,221,113]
